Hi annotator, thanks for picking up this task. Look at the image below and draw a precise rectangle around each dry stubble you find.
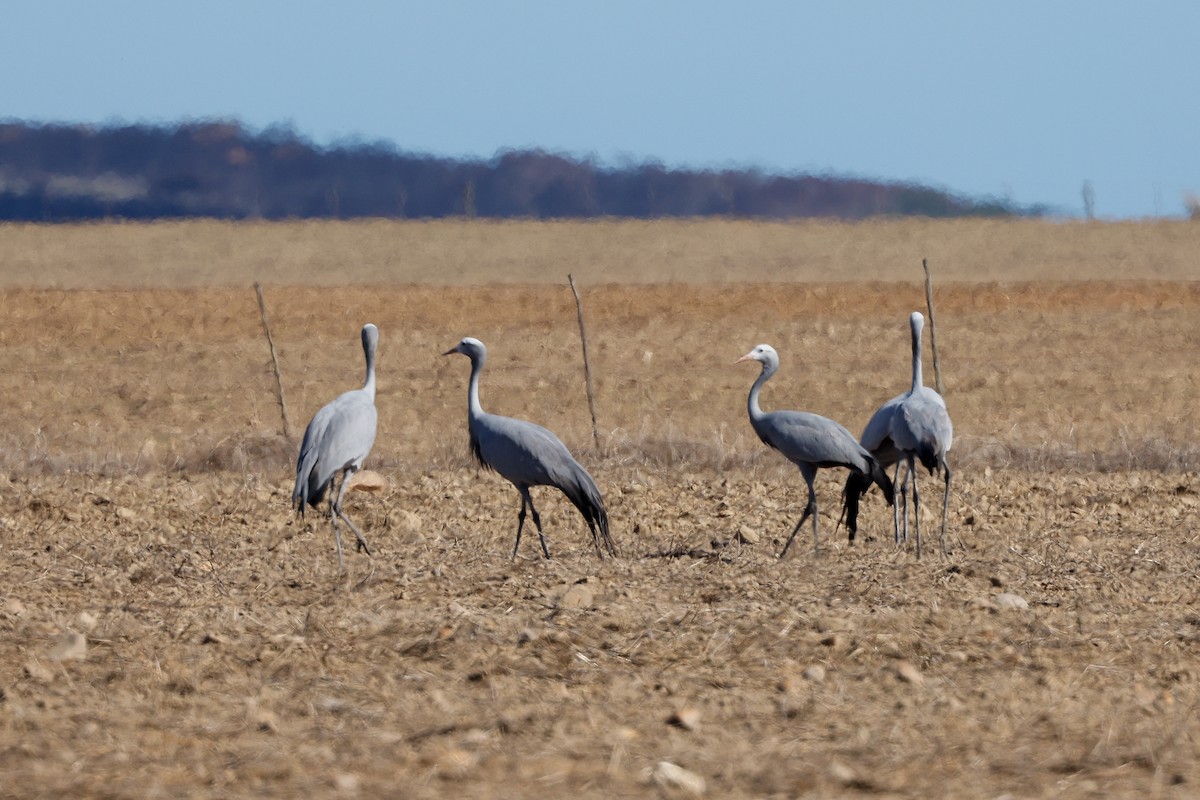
[0,219,1198,799]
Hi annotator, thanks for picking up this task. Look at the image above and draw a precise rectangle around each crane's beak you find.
[734,352,755,365]
[442,345,460,356]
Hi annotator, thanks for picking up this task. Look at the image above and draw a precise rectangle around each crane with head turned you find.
[443,337,615,559]
[292,323,379,568]
[736,343,894,557]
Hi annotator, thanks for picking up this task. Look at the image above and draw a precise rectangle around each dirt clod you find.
[650,761,706,795]
[895,660,924,686]
[802,665,827,683]
[667,707,702,731]
[735,526,760,544]
[993,592,1030,611]
[47,632,87,662]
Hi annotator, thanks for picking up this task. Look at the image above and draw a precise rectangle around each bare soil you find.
[1,220,1198,798]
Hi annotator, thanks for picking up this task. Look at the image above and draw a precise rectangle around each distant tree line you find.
[0,120,1039,222]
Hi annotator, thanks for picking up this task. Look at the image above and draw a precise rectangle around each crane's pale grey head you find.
[735,343,779,368]
[361,323,379,352]
[909,311,924,333]
[443,336,486,359]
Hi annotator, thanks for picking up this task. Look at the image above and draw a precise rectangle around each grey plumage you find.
[890,312,953,557]
[858,394,908,474]
[845,312,953,557]
[444,337,615,559]
[737,343,893,558]
[292,323,379,568]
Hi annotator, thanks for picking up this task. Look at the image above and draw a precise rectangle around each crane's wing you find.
[294,405,334,510]
[292,389,378,510]
[893,388,952,473]
[472,414,579,485]
[758,410,872,471]
[858,392,907,467]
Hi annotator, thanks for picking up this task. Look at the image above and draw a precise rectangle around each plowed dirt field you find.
[1,220,1198,799]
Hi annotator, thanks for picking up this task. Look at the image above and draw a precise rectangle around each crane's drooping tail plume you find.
[558,464,614,557]
[914,439,943,476]
[293,441,328,514]
[842,460,895,541]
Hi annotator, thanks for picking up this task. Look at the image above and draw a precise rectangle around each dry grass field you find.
[1,219,1199,798]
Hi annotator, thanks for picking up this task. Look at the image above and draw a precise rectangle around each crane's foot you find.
[334,508,372,558]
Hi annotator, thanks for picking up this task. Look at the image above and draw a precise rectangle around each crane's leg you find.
[778,500,815,560]
[332,468,372,556]
[780,466,820,559]
[331,527,345,568]
[891,462,904,545]
[512,493,528,558]
[526,489,551,559]
[327,476,346,570]
[335,512,372,556]
[939,461,952,555]
[909,456,923,560]
[899,462,911,545]
[806,471,821,556]
[513,488,552,559]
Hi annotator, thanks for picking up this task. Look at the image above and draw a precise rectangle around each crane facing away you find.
[292,323,379,568]
[443,337,615,559]
[736,343,893,558]
[890,312,953,557]
[844,312,953,557]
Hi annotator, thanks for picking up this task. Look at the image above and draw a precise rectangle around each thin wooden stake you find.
[567,274,601,452]
[254,282,293,440]
[921,259,945,395]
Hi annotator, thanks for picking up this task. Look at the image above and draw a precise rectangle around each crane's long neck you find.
[910,319,924,393]
[466,352,485,421]
[747,361,775,424]
[362,339,377,400]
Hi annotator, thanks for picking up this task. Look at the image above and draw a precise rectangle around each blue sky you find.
[4,1,1197,218]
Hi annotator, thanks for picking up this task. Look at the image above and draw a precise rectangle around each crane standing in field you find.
[890,312,953,557]
[845,312,953,557]
[292,323,379,568]
[443,337,615,559]
[736,343,894,558]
